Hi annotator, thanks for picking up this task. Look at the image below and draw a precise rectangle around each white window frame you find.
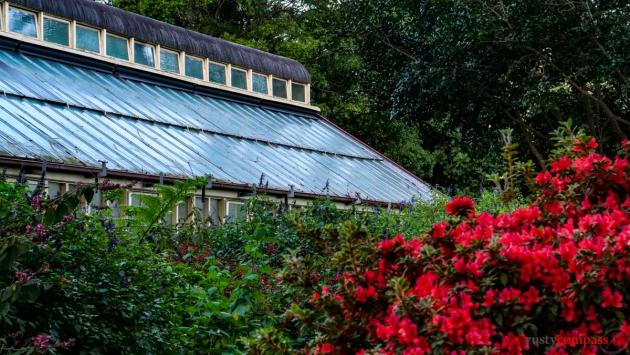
[128,192,153,207]
[208,60,227,85]
[133,40,156,68]
[271,77,288,98]
[74,23,101,54]
[291,82,307,102]
[226,201,245,222]
[42,15,70,47]
[184,54,204,80]
[230,67,248,90]
[159,47,180,74]
[252,72,269,94]
[104,32,130,61]
[7,5,38,38]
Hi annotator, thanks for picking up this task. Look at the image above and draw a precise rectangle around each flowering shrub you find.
[282,138,630,354]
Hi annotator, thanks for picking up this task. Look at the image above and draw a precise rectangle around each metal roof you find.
[0,46,432,203]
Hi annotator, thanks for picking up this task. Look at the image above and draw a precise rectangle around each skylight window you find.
[134,41,154,67]
[272,78,287,99]
[8,7,37,38]
[75,25,100,53]
[292,82,306,102]
[252,73,269,94]
[231,67,247,90]
[185,55,203,79]
[160,48,179,74]
[43,17,69,46]
[208,62,226,85]
[106,34,129,61]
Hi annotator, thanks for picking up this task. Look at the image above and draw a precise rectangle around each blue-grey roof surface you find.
[0,47,432,203]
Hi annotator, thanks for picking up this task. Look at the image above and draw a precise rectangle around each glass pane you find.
[90,190,102,208]
[134,42,154,67]
[231,68,247,89]
[209,63,226,84]
[160,49,179,73]
[47,182,62,199]
[8,7,37,38]
[109,200,121,218]
[76,26,100,53]
[106,34,129,61]
[185,56,203,79]
[227,202,244,222]
[252,73,268,94]
[273,78,287,98]
[194,197,204,211]
[43,18,69,46]
[292,83,306,102]
[131,194,145,207]
[210,199,219,224]
[177,203,188,222]
[163,211,172,225]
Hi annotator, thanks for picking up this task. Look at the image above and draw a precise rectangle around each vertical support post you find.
[154,44,161,69]
[129,37,135,63]
[179,51,185,76]
[36,11,43,40]
[100,28,106,56]
[225,64,231,86]
[246,69,253,91]
[287,79,293,101]
[1,2,9,32]
[69,20,76,49]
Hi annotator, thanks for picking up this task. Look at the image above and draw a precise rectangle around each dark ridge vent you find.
[9,0,311,83]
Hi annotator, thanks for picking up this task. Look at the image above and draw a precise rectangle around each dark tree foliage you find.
[341,0,630,192]
[112,0,630,194]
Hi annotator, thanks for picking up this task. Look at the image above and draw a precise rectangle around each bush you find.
[279,137,630,354]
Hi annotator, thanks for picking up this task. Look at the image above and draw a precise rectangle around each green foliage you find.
[124,177,206,240]
[0,174,518,353]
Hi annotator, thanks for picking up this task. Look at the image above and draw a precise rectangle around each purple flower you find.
[32,334,51,351]
[15,271,33,283]
[31,194,41,209]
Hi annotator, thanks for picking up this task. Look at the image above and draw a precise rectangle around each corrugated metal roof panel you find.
[0,48,432,203]
[0,49,368,158]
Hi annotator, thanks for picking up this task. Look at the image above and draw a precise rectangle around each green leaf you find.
[500,273,508,286]
[18,284,40,303]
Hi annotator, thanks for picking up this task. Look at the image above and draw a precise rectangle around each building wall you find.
[1,168,357,225]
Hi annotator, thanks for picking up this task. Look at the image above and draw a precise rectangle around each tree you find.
[341,0,630,191]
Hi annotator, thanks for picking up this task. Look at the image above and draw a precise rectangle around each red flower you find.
[314,343,335,354]
[355,285,377,303]
[550,155,571,172]
[601,288,623,308]
[535,171,551,185]
[445,196,475,217]
[612,321,630,349]
[431,221,448,239]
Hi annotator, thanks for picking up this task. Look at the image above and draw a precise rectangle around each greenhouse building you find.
[0,0,431,223]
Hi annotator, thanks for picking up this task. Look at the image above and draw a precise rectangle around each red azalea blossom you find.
[601,288,623,308]
[314,343,335,354]
[445,196,475,217]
